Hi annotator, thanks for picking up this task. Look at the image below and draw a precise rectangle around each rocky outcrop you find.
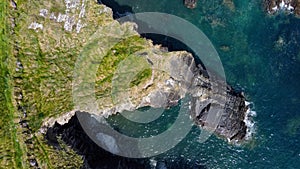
[48,44,252,143]
[184,0,197,9]
[264,0,300,16]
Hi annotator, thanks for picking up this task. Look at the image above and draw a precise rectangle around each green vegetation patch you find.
[0,1,24,168]
[95,35,149,98]
[130,68,152,87]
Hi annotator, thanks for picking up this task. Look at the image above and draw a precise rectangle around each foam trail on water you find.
[243,101,256,140]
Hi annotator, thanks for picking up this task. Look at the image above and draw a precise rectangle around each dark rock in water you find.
[184,0,197,9]
[191,86,248,142]
[188,62,250,142]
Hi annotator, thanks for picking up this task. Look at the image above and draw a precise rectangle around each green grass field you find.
[0,1,24,167]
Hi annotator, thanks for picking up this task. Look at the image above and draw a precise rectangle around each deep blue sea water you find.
[101,0,300,168]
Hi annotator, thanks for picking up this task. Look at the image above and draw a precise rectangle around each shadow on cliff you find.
[46,113,206,169]
[46,114,151,169]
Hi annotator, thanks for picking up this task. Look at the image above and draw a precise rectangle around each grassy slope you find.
[95,35,150,97]
[0,1,24,168]
[0,0,152,168]
[15,0,152,131]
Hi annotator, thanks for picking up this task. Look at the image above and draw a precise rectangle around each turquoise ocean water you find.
[101,0,300,168]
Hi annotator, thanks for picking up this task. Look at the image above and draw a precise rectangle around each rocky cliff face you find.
[45,44,252,143]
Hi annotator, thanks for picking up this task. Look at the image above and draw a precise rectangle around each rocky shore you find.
[264,0,300,16]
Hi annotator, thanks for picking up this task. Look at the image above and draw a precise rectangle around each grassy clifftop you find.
[14,0,153,131]
[0,0,154,167]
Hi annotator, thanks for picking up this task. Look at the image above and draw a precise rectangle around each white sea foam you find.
[243,101,256,140]
[245,101,251,106]
[149,159,157,167]
[272,6,278,11]
[287,4,294,11]
[279,0,285,9]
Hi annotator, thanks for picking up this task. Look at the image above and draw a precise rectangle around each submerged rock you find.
[184,0,197,9]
